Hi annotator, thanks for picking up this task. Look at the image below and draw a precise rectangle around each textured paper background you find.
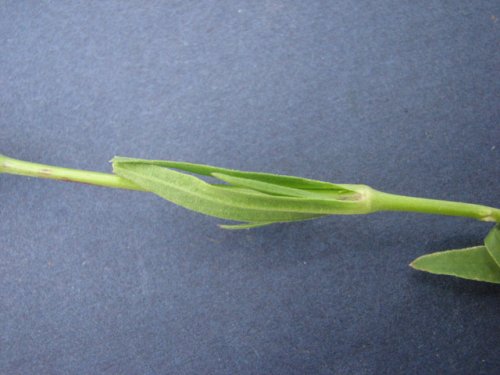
[1,2,499,374]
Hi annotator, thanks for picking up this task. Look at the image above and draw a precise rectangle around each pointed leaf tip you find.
[411,245,500,284]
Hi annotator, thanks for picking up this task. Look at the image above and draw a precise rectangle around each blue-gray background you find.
[1,1,499,374]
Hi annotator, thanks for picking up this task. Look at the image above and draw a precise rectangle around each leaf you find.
[484,224,500,267]
[111,156,354,193]
[410,246,500,284]
[112,161,369,226]
[113,162,313,223]
[211,172,349,199]
[112,157,372,228]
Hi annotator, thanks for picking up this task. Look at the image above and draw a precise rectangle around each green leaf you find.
[484,224,500,267]
[113,162,313,223]
[112,161,369,225]
[211,172,349,199]
[112,157,373,228]
[410,246,500,284]
[111,156,354,193]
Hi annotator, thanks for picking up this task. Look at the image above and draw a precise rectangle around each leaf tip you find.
[409,255,425,270]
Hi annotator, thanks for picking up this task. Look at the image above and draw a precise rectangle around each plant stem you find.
[1,154,499,222]
[0,154,144,191]
[371,190,500,222]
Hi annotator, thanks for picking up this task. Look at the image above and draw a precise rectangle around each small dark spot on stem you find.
[59,177,102,187]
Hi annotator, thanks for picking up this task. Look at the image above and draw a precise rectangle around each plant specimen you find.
[1,153,499,284]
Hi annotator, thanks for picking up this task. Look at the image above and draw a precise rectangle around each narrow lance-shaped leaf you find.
[112,162,319,223]
[111,158,373,228]
[111,156,355,193]
[211,172,357,199]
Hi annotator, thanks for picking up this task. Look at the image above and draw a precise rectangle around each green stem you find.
[371,189,500,222]
[0,154,144,191]
[1,154,498,222]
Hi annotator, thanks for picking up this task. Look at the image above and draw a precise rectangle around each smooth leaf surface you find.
[410,246,500,284]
